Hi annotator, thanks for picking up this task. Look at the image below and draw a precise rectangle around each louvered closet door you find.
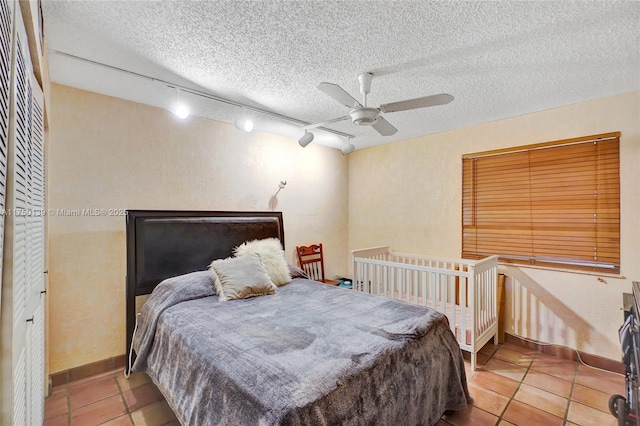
[0,0,17,424]
[26,69,45,426]
[1,1,46,423]
[10,6,31,424]
[0,0,13,290]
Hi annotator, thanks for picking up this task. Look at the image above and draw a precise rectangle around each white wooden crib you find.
[352,247,499,370]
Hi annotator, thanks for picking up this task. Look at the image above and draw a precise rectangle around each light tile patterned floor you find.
[45,342,625,425]
[441,342,625,426]
[44,369,178,426]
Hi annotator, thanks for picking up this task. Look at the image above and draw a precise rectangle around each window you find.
[462,132,620,274]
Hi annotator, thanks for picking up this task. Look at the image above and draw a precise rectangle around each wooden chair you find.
[296,244,339,285]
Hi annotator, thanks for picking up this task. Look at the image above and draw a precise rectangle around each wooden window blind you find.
[462,132,620,273]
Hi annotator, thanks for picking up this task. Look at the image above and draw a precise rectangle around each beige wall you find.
[48,84,639,372]
[348,91,640,361]
[47,84,349,373]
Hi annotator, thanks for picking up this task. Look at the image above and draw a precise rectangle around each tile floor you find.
[45,341,625,426]
[44,369,178,426]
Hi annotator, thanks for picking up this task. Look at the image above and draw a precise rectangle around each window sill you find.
[498,262,625,279]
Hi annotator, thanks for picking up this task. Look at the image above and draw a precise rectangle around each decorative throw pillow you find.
[209,253,277,301]
[233,238,292,286]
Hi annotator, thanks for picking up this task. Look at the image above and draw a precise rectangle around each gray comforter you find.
[132,271,471,425]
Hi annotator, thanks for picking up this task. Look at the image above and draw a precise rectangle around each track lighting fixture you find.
[175,104,190,119]
[341,138,356,155]
[298,131,314,147]
[234,118,254,132]
[234,108,254,132]
[174,88,190,119]
[51,52,357,141]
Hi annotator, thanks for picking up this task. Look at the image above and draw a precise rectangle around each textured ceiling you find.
[43,0,640,151]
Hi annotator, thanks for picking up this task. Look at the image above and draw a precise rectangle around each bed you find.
[125,210,472,425]
[352,247,499,371]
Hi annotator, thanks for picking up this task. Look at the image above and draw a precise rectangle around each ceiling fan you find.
[303,72,454,137]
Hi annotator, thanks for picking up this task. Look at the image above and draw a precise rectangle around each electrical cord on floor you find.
[513,334,625,377]
[124,313,141,379]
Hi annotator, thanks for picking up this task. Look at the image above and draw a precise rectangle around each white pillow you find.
[209,254,277,301]
[233,238,292,286]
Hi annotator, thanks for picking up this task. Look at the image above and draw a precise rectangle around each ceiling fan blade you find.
[379,93,454,113]
[372,116,398,136]
[302,115,350,131]
[317,82,363,109]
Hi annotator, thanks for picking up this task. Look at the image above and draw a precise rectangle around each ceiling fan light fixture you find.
[314,73,451,137]
[298,131,314,147]
[349,107,379,126]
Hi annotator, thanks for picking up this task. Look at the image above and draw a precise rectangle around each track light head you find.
[298,131,314,147]
[235,118,253,132]
[341,142,356,155]
[173,88,190,119]
[175,103,190,119]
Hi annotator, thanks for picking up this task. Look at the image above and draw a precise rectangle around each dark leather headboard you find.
[125,210,284,359]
